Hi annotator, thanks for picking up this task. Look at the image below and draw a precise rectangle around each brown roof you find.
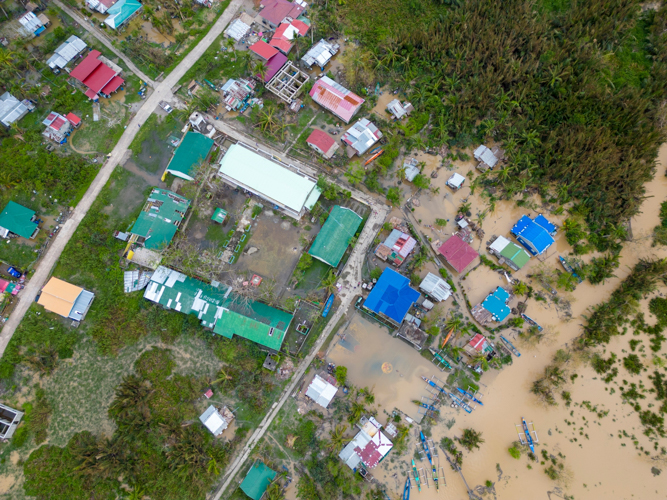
[38,277,82,317]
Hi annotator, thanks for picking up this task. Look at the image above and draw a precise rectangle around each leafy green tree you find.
[457,428,484,451]
[387,186,400,206]
[334,365,347,385]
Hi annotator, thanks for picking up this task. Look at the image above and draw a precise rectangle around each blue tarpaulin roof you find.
[534,214,557,234]
[511,215,555,255]
[363,268,420,324]
[482,287,511,322]
[510,215,532,236]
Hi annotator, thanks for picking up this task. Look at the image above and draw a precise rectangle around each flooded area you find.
[329,144,667,499]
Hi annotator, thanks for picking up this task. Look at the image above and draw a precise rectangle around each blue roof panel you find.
[510,215,531,236]
[534,214,557,235]
[482,287,511,322]
[519,222,554,254]
[364,268,420,324]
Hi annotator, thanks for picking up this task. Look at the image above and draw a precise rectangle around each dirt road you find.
[52,0,155,86]
[0,0,244,356]
[212,198,390,499]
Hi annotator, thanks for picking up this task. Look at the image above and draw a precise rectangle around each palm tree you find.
[265,483,284,500]
[444,316,463,333]
[319,270,337,295]
[213,368,233,389]
[225,38,236,61]
[207,456,220,476]
[349,401,365,423]
[253,60,268,82]
[125,485,145,500]
[327,424,347,453]
[459,201,472,215]
[457,428,484,451]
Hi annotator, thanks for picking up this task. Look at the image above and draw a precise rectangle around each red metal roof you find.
[261,53,287,82]
[291,19,309,35]
[437,234,479,273]
[306,129,335,153]
[99,0,117,7]
[0,279,8,293]
[269,37,292,54]
[83,64,116,93]
[249,40,279,60]
[70,50,103,82]
[469,333,487,352]
[45,112,57,123]
[259,0,304,26]
[51,116,66,131]
[309,77,364,123]
[101,75,124,94]
[85,88,99,100]
[65,112,81,125]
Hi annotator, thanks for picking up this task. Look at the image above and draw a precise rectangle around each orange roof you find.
[38,277,82,317]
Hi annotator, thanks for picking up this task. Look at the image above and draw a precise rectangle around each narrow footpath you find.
[0,0,245,356]
[52,0,155,86]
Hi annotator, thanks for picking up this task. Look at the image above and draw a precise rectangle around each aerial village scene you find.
[1,0,667,499]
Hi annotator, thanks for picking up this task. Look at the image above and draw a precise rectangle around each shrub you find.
[623,354,643,374]
[508,446,521,459]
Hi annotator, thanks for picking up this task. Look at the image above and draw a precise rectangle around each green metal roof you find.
[166,132,214,181]
[499,242,530,269]
[218,144,321,215]
[0,201,37,239]
[240,461,276,500]
[144,267,292,350]
[211,208,227,223]
[130,188,191,250]
[308,206,362,267]
[105,0,142,29]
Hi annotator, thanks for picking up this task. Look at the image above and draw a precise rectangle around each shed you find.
[308,206,362,267]
[473,145,499,170]
[66,112,81,127]
[437,235,479,273]
[240,461,277,500]
[306,129,339,158]
[199,405,228,436]
[0,201,39,239]
[305,374,338,408]
[363,268,420,325]
[165,131,214,181]
[419,272,452,302]
[446,173,466,190]
[38,277,95,321]
[211,208,228,224]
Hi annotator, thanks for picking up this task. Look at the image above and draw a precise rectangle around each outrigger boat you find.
[403,477,411,500]
[412,459,421,492]
[364,149,384,166]
[522,417,535,453]
[432,464,439,491]
[421,376,446,395]
[420,431,432,464]
[520,313,543,332]
[448,392,472,413]
[441,327,455,348]
[428,348,452,370]
[415,401,439,413]
[559,256,583,283]
[456,387,484,406]
[500,335,521,357]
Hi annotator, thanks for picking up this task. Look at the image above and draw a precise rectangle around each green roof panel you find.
[166,131,214,180]
[308,206,362,267]
[240,461,276,500]
[499,242,530,269]
[211,208,227,223]
[129,188,191,250]
[0,201,37,239]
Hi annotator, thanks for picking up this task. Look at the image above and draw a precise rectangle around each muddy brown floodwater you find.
[329,144,667,499]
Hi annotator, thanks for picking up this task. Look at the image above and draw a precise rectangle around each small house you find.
[164,131,214,181]
[37,277,95,321]
[249,40,279,61]
[308,206,362,267]
[481,286,511,322]
[19,11,48,37]
[473,144,501,171]
[386,99,413,120]
[309,77,364,123]
[305,374,338,408]
[47,35,87,70]
[419,272,452,302]
[0,92,30,128]
[85,0,119,14]
[395,320,428,350]
[374,229,417,266]
[339,416,393,470]
[199,405,234,436]
[341,118,382,156]
[510,214,556,256]
[363,268,420,326]
[211,208,228,224]
[446,172,466,191]
[464,333,495,358]
[306,129,339,159]
[104,0,142,29]
[403,157,420,182]
[437,235,479,274]
[129,188,191,250]
[269,20,309,54]
[0,201,39,240]
[0,403,24,440]
[301,39,339,69]
[240,461,277,500]
[488,235,530,270]
[42,111,71,143]
[66,112,81,128]
[224,18,251,41]
[221,78,255,111]
[257,0,305,29]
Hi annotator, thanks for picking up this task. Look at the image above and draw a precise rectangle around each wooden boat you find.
[428,348,452,370]
[420,431,433,465]
[403,477,411,500]
[421,376,446,395]
[520,314,543,332]
[412,459,421,492]
[448,392,472,413]
[500,335,521,357]
[414,401,439,413]
[522,417,535,453]
[456,387,484,406]
[559,256,583,283]
[441,328,455,348]
[364,149,384,166]
[432,464,439,491]
[367,145,382,156]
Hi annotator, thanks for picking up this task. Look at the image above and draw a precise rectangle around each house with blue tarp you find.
[363,268,420,326]
[481,287,511,322]
[510,214,557,255]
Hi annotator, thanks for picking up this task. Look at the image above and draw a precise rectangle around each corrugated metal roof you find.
[0,93,28,128]
[258,0,304,26]
[419,272,452,302]
[447,172,466,188]
[305,374,338,408]
[363,268,420,324]
[166,131,214,180]
[104,0,142,29]
[473,145,499,168]
[341,118,382,155]
[199,405,227,435]
[0,201,37,239]
[224,18,251,41]
[309,76,364,123]
[499,242,530,269]
[302,39,338,68]
[240,462,277,500]
[481,287,511,321]
[308,205,362,267]
[47,35,87,69]
[129,188,191,249]
[249,40,279,60]
[489,235,510,253]
[217,144,320,215]
[438,235,479,273]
